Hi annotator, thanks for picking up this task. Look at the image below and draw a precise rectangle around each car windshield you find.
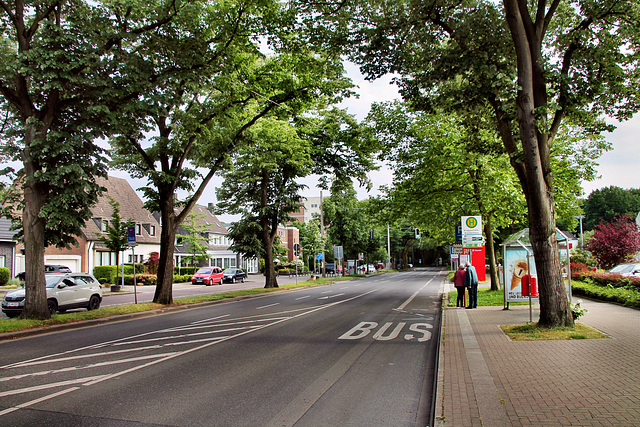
[610,264,635,274]
[223,269,236,274]
[196,268,212,275]
[45,275,65,288]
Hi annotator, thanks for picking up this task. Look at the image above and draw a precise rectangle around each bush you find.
[0,267,10,286]
[121,274,157,286]
[174,266,196,275]
[94,266,117,283]
[173,274,192,283]
[572,279,640,308]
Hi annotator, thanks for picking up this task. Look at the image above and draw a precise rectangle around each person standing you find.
[453,264,467,307]
[464,261,479,309]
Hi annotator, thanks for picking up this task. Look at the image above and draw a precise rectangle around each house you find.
[0,217,17,278]
[174,204,259,274]
[15,175,161,274]
[276,225,301,262]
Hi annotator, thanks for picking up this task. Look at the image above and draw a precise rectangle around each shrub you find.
[572,279,640,308]
[173,274,192,283]
[174,266,196,275]
[94,266,117,283]
[0,267,10,286]
[121,274,157,286]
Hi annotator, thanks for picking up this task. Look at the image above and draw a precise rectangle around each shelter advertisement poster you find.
[505,249,539,302]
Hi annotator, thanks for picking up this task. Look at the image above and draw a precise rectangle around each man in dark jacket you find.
[464,261,479,309]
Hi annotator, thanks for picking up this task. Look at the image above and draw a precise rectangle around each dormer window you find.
[102,220,109,232]
[136,224,141,235]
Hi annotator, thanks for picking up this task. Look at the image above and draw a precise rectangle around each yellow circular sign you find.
[466,217,478,228]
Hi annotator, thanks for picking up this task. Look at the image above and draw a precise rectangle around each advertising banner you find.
[505,250,538,302]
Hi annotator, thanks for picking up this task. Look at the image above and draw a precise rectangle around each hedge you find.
[0,267,9,286]
[572,279,640,308]
[174,267,196,275]
[94,264,145,283]
[571,262,640,291]
[102,274,193,286]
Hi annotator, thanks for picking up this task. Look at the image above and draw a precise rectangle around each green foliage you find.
[570,249,597,267]
[570,301,588,321]
[173,274,192,284]
[98,197,135,263]
[0,267,10,286]
[572,280,640,308]
[583,186,640,231]
[179,212,211,268]
[93,264,145,283]
[174,267,196,275]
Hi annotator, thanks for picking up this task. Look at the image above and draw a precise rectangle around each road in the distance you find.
[0,269,444,426]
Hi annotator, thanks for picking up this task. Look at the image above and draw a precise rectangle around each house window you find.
[149,225,156,236]
[135,224,141,235]
[102,220,109,232]
[0,255,5,268]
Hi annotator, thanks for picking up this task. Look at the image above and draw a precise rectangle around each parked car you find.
[191,267,223,286]
[375,262,384,270]
[222,268,246,283]
[2,273,102,318]
[16,264,72,282]
[366,264,376,273]
[608,263,640,277]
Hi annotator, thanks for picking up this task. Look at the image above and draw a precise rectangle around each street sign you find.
[462,216,482,235]
[455,225,463,243]
[127,226,136,247]
[452,243,464,254]
[462,235,484,247]
[316,253,323,260]
[334,245,344,260]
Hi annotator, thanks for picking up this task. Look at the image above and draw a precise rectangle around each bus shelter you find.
[501,228,572,310]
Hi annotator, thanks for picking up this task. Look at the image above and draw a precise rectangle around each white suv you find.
[2,273,103,318]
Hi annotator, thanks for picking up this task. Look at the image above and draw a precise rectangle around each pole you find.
[132,246,138,304]
[387,224,391,270]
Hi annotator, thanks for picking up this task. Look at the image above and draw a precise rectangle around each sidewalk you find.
[435,282,640,426]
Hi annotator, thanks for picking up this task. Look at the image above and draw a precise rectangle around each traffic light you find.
[415,228,421,239]
[293,243,301,256]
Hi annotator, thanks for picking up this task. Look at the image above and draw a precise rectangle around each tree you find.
[583,187,640,231]
[585,215,640,269]
[217,118,313,288]
[295,218,326,272]
[0,1,179,319]
[300,0,640,326]
[99,197,134,288]
[179,212,211,268]
[110,1,353,301]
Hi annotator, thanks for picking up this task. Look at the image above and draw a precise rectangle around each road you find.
[0,269,444,426]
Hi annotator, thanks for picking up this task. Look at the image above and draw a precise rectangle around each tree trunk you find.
[262,229,278,288]
[154,193,177,304]
[484,217,501,291]
[20,156,49,319]
[504,0,573,327]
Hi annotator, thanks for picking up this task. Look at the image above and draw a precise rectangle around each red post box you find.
[521,274,538,297]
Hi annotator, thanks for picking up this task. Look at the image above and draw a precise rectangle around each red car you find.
[191,267,223,286]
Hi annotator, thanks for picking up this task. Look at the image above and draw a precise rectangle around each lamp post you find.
[574,215,585,249]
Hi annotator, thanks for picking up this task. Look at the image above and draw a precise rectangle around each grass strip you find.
[501,323,607,340]
[0,277,349,334]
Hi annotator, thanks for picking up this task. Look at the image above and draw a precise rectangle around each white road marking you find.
[256,303,280,310]
[395,276,435,311]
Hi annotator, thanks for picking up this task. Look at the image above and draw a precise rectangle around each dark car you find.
[16,265,72,281]
[222,268,246,283]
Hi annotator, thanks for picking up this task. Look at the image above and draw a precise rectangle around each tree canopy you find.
[583,186,640,231]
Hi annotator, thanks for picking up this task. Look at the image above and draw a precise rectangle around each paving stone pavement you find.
[435,282,640,427]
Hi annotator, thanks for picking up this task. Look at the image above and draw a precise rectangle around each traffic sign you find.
[127,226,136,246]
[452,243,464,254]
[462,216,482,235]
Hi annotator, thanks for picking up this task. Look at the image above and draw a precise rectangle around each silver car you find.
[2,273,103,318]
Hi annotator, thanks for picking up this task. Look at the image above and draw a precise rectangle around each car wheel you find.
[87,295,101,311]
[5,312,20,318]
[241,277,245,283]
[231,277,235,284]
[47,299,58,315]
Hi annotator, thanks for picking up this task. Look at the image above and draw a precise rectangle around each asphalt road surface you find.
[0,269,444,426]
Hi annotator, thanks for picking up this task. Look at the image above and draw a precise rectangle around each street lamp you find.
[574,215,585,249]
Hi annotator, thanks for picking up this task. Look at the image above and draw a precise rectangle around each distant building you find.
[302,196,322,223]
[15,175,161,274]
